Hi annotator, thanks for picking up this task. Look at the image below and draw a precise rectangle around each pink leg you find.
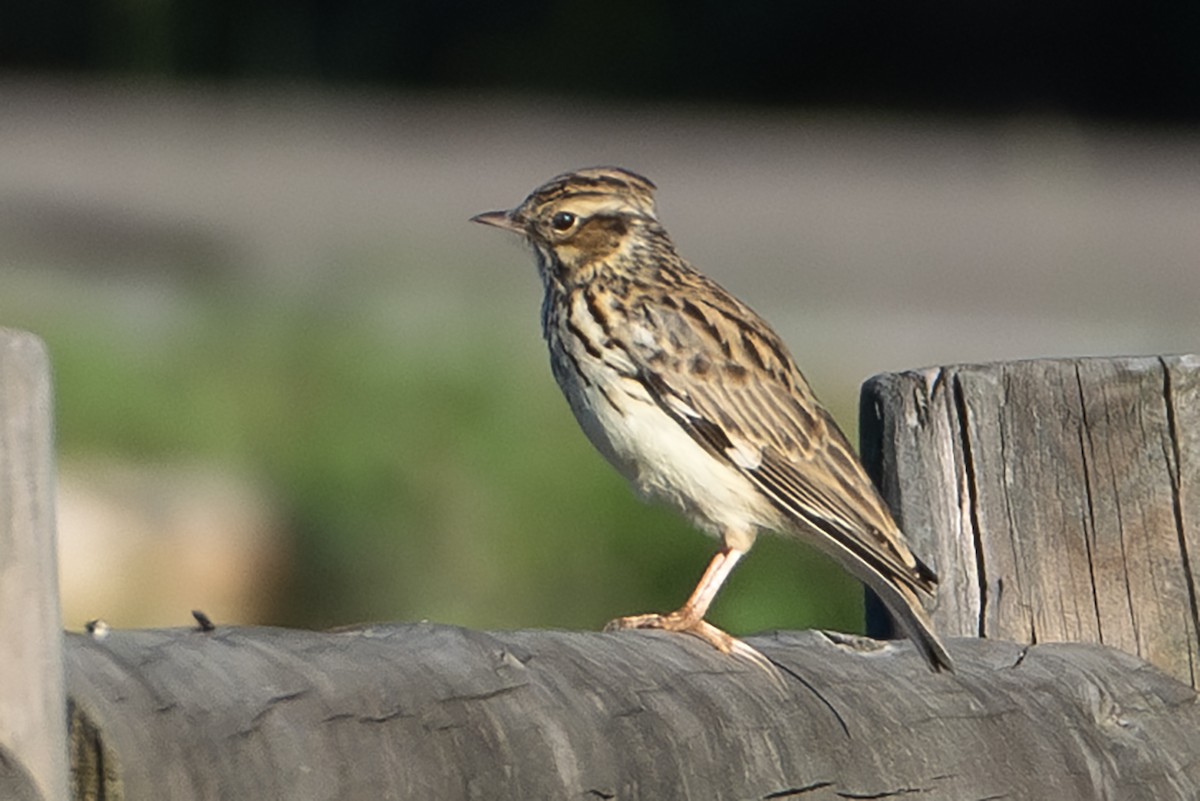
[604,544,779,677]
[604,546,747,651]
[671,546,744,626]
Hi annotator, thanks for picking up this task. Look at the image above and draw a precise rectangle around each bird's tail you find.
[870,577,955,672]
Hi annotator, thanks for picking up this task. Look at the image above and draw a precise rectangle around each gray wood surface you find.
[0,742,45,801]
[861,354,1200,689]
[66,623,1200,801]
[0,329,66,801]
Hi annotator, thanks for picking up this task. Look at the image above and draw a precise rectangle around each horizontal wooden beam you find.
[67,623,1200,800]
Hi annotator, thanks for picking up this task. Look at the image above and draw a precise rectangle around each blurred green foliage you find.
[2,265,864,637]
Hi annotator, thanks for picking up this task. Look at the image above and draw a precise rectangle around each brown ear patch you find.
[566,215,629,262]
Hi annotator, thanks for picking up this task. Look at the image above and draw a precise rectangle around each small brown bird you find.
[472,167,953,672]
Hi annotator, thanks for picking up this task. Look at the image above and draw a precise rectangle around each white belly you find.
[560,363,770,542]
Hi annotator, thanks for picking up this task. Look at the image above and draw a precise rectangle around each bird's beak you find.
[470,209,525,234]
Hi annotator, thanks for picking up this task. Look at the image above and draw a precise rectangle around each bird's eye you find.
[551,211,576,231]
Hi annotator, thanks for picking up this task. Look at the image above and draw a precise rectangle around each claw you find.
[603,611,692,633]
[604,612,783,684]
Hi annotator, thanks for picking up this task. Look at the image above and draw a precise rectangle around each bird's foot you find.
[604,612,780,680]
[604,611,732,650]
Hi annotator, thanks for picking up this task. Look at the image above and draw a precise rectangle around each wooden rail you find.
[65,624,1199,800]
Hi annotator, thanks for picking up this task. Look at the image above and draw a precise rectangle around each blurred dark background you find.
[6,1,1200,120]
[1,2,1197,641]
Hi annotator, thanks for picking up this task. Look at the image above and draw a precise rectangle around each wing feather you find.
[621,279,935,597]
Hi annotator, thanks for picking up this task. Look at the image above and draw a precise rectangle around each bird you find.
[471,166,953,672]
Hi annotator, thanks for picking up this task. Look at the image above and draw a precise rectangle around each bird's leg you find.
[605,545,781,680]
[604,546,744,651]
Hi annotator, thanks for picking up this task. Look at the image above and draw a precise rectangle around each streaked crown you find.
[471,166,659,243]
[521,166,658,221]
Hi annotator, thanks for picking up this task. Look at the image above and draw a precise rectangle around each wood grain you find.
[66,623,1200,801]
[862,355,1200,688]
[0,329,66,801]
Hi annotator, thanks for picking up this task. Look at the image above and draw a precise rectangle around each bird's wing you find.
[621,280,936,597]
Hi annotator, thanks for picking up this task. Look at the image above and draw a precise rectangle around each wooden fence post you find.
[0,329,67,801]
[861,354,1200,689]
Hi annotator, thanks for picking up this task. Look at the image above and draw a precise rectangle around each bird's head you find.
[471,167,661,281]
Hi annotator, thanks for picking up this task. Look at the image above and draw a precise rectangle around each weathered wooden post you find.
[861,355,1200,689]
[0,329,67,801]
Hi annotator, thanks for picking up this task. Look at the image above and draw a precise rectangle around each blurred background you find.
[2,3,1198,639]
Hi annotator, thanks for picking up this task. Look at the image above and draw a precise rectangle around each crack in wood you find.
[763,780,834,798]
[1073,363,1106,643]
[951,372,988,637]
[1160,357,1200,685]
[355,708,413,724]
[443,683,528,704]
[1102,382,1141,654]
[770,659,850,739]
[236,689,311,736]
[835,786,927,798]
